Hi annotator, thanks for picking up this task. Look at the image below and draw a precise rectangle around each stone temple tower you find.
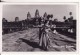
[35,9,40,18]
[2,18,8,22]
[15,17,19,22]
[43,12,47,20]
[27,12,31,20]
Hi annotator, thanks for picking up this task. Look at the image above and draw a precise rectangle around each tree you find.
[69,12,72,15]
[68,12,73,22]
[47,14,53,20]
[51,14,53,18]
[63,16,66,20]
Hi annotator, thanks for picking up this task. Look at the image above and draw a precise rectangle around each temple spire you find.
[35,9,40,18]
[27,12,31,19]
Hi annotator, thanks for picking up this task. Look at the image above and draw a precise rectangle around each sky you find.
[3,5,77,22]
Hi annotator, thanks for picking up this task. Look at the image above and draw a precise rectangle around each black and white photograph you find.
[2,4,77,52]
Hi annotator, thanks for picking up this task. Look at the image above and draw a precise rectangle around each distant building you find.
[43,12,47,17]
[35,9,40,18]
[68,12,73,21]
[15,17,19,22]
[54,19,58,22]
[27,12,31,20]
[43,12,47,20]
[2,18,8,22]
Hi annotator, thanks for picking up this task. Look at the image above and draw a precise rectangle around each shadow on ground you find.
[19,38,47,51]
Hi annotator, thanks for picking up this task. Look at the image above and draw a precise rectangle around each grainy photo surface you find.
[2,5,76,52]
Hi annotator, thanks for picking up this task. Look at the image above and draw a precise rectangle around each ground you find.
[2,28,76,52]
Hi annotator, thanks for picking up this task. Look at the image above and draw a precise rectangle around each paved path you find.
[2,28,76,51]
